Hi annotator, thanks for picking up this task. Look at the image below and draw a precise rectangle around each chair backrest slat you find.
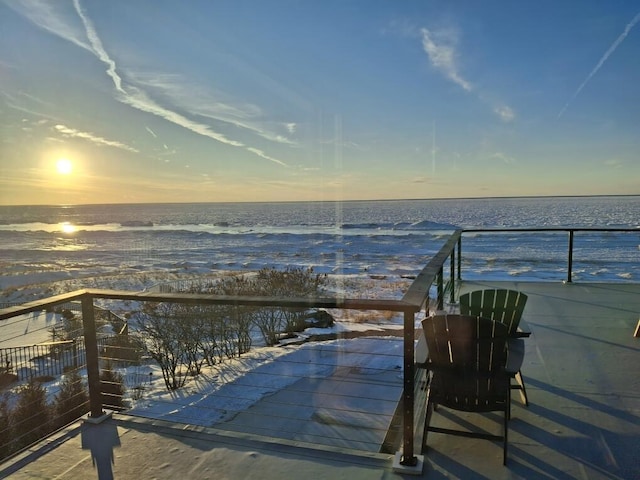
[423,314,508,373]
[460,289,528,336]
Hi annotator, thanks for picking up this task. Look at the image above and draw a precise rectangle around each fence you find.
[0,336,117,384]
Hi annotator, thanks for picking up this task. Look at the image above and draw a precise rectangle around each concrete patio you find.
[1,281,638,479]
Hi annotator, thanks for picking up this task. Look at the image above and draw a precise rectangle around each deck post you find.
[401,310,417,466]
[450,249,456,304]
[567,230,574,283]
[81,295,105,419]
[457,236,462,280]
[437,267,444,311]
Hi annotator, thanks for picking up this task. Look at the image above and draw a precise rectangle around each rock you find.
[304,309,334,328]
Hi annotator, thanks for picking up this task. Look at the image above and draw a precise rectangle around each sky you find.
[1,0,639,205]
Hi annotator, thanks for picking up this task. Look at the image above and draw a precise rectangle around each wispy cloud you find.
[130,72,296,146]
[420,27,472,92]
[493,105,515,123]
[488,152,515,165]
[246,147,287,167]
[604,158,623,168]
[419,26,515,122]
[145,126,157,138]
[3,0,91,52]
[73,0,124,93]
[558,11,640,118]
[54,124,139,152]
[10,0,289,166]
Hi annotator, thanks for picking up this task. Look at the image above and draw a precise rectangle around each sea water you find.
[0,196,638,289]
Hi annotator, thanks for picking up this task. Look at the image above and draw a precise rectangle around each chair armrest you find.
[513,320,531,337]
[415,330,429,365]
[505,338,525,374]
[513,328,531,338]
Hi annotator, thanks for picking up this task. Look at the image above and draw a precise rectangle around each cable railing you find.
[0,231,461,468]
[2,227,638,471]
[459,227,639,283]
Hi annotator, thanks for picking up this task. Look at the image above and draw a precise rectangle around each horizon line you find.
[1,193,639,209]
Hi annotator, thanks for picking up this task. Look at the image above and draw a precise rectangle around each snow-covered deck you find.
[1,281,639,479]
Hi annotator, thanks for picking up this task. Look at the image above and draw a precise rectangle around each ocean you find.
[0,196,638,292]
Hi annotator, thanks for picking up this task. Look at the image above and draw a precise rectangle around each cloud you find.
[54,124,139,152]
[558,11,640,118]
[145,126,157,138]
[246,147,287,167]
[3,0,91,52]
[73,0,124,93]
[9,0,289,166]
[493,105,515,122]
[488,152,515,164]
[603,158,623,168]
[419,26,515,122]
[129,72,296,146]
[420,28,472,92]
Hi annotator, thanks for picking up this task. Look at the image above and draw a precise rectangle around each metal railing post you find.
[457,236,462,280]
[450,249,456,305]
[437,266,444,311]
[400,310,417,466]
[81,295,104,419]
[567,230,574,283]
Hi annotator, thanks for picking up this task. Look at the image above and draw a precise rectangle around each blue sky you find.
[1,1,639,205]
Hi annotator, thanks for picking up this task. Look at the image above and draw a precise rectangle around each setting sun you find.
[56,158,73,175]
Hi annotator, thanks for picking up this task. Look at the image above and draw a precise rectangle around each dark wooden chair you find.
[460,289,529,406]
[421,314,510,465]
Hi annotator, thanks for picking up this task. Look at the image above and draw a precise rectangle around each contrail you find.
[73,0,125,94]
[558,11,640,118]
[70,0,287,166]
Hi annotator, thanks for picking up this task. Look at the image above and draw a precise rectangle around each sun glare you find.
[60,222,76,234]
[56,158,73,175]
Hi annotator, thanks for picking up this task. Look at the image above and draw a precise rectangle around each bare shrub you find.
[133,303,191,391]
[251,267,327,345]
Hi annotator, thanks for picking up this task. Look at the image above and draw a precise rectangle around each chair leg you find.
[515,370,529,406]
[503,406,508,465]
[422,397,434,454]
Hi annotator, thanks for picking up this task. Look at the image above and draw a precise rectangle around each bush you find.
[54,370,89,428]
[0,394,12,461]
[11,381,52,451]
[133,303,191,391]
[252,267,327,345]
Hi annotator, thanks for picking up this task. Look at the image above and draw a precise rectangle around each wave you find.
[340,220,458,231]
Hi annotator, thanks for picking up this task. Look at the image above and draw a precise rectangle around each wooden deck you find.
[1,281,639,479]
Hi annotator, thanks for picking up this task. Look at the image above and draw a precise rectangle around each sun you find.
[56,158,73,175]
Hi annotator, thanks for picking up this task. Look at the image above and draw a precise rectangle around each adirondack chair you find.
[421,314,510,465]
[459,289,529,406]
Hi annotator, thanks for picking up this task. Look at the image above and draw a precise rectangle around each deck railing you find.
[0,229,462,467]
[2,227,638,468]
[459,227,639,283]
